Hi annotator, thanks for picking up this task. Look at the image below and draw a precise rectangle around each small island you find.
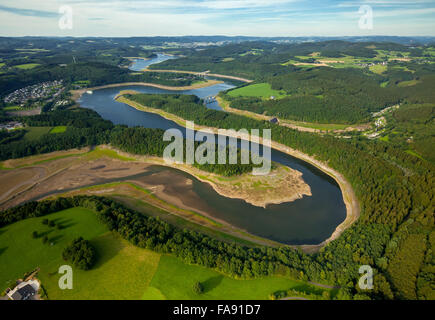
[168,161,312,208]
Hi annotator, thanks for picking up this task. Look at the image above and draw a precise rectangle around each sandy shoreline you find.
[145,69,253,83]
[97,145,311,208]
[0,148,283,247]
[117,95,361,251]
[70,79,224,101]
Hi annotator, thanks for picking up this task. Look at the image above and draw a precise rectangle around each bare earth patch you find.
[0,145,310,210]
[190,164,311,208]
[98,145,311,208]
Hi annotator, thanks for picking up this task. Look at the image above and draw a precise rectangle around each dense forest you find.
[221,62,435,124]
[118,93,435,299]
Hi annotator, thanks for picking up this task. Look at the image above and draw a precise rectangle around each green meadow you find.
[369,64,387,75]
[0,208,108,293]
[23,127,52,141]
[1,206,331,300]
[3,105,21,111]
[227,83,287,99]
[143,255,328,300]
[14,63,41,70]
[397,79,421,87]
[49,126,68,134]
[42,232,161,300]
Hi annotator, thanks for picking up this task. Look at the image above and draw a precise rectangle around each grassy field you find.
[42,232,161,300]
[3,105,20,111]
[380,81,389,88]
[397,79,421,87]
[288,121,350,131]
[23,127,52,141]
[14,63,41,70]
[0,208,108,293]
[72,80,91,86]
[144,255,327,300]
[15,48,50,52]
[283,55,367,69]
[83,147,135,161]
[1,205,330,300]
[227,83,287,99]
[369,64,388,75]
[49,126,67,134]
[405,149,424,160]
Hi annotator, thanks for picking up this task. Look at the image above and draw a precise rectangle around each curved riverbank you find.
[145,69,253,83]
[97,145,312,208]
[117,94,360,251]
[70,80,224,101]
[0,147,291,247]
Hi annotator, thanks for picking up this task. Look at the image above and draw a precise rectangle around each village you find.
[0,121,23,131]
[3,80,64,105]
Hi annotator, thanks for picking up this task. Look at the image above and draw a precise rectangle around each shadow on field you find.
[53,218,77,230]
[88,234,123,269]
[0,247,7,256]
[202,275,224,293]
[38,229,54,238]
[49,234,64,245]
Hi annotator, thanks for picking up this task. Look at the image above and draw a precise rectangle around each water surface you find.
[78,59,347,245]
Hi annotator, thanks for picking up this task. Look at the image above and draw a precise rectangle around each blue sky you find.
[0,0,434,37]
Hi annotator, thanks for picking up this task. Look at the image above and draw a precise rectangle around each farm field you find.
[0,207,108,293]
[14,63,41,70]
[3,106,20,111]
[227,83,287,99]
[42,232,161,300]
[397,79,421,87]
[143,255,331,300]
[0,206,329,300]
[369,64,388,75]
[23,127,52,141]
[49,126,67,134]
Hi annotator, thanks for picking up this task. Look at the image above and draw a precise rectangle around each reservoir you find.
[128,53,176,71]
[77,56,347,245]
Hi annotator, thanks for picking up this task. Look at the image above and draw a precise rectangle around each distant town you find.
[3,80,64,105]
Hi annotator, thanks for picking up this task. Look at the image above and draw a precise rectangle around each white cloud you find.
[0,0,433,36]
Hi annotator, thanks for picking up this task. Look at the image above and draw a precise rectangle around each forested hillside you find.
[121,93,435,299]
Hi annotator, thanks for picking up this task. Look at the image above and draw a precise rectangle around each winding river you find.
[128,53,176,71]
[76,55,347,245]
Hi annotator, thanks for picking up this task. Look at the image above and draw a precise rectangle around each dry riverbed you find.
[0,145,310,210]
[0,146,309,247]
